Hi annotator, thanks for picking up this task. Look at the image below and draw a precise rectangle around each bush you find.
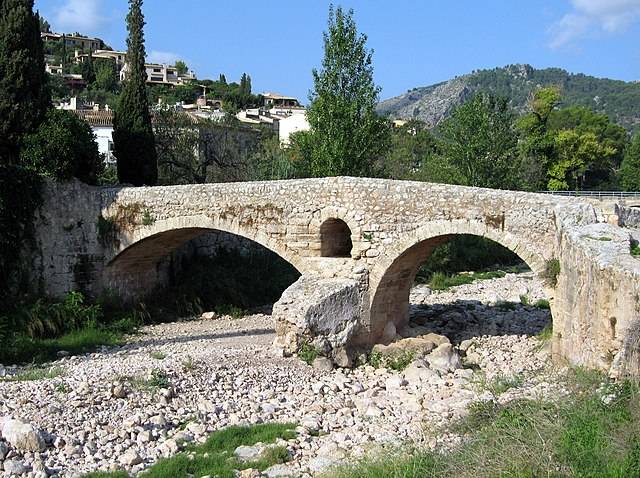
[542,259,561,287]
[20,109,104,185]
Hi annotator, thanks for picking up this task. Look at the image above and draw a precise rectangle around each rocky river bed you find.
[0,272,565,478]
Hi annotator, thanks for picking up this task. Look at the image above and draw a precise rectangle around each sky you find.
[34,0,640,103]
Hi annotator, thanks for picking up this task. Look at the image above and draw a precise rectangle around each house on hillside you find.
[41,32,104,52]
[120,62,196,86]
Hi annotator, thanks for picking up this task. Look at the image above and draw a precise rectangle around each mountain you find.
[377,64,640,131]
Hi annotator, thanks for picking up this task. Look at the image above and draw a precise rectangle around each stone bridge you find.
[33,177,640,376]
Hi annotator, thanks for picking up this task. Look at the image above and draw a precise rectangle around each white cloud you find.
[549,0,640,48]
[53,0,106,34]
[148,50,181,65]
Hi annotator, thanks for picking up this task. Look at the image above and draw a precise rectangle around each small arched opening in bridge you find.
[105,227,301,317]
[368,233,551,346]
[320,218,353,257]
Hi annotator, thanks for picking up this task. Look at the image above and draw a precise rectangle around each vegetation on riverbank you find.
[328,370,640,478]
[83,423,297,478]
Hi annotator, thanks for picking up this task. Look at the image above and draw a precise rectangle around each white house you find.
[278,113,310,146]
[71,110,116,164]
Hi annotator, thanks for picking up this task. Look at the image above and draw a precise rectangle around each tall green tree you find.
[620,134,640,191]
[113,0,157,186]
[174,60,187,75]
[0,0,51,162]
[436,93,519,189]
[304,5,389,177]
[81,49,96,85]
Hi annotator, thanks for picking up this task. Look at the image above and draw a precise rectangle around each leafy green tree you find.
[20,109,104,184]
[81,50,96,85]
[437,93,519,189]
[219,73,227,85]
[548,130,616,190]
[93,58,118,92]
[384,120,438,180]
[113,0,157,186]
[0,0,51,162]
[620,134,640,191]
[304,5,389,177]
[174,60,188,75]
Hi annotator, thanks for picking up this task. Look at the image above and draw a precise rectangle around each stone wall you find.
[617,205,640,229]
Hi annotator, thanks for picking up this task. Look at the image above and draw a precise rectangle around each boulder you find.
[234,444,264,462]
[273,276,363,362]
[403,360,439,385]
[312,357,334,372]
[2,459,27,476]
[119,449,143,466]
[426,343,462,373]
[1,419,46,452]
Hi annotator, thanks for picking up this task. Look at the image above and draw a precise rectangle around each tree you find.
[81,49,96,85]
[38,13,50,32]
[548,130,616,190]
[219,73,227,85]
[437,93,519,189]
[620,134,640,191]
[0,0,51,162]
[20,109,104,184]
[112,0,157,186]
[94,58,118,92]
[304,5,389,177]
[174,60,188,76]
[383,120,438,180]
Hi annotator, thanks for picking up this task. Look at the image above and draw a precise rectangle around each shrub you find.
[542,258,561,287]
[298,340,319,365]
[20,109,104,185]
[631,239,640,257]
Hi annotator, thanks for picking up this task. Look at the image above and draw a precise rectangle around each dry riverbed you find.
[0,272,564,478]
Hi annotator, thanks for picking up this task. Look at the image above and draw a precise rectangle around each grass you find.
[2,323,132,365]
[215,304,248,320]
[149,351,167,360]
[631,239,640,257]
[485,373,525,395]
[83,423,297,478]
[534,298,551,310]
[542,258,561,287]
[298,340,319,365]
[0,365,64,382]
[538,323,553,341]
[367,350,415,371]
[125,369,171,390]
[425,270,507,291]
[328,370,640,478]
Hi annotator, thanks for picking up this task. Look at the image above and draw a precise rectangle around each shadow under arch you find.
[366,220,548,344]
[103,216,304,302]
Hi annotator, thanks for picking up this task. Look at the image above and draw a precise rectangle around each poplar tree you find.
[0,0,51,162]
[304,5,389,177]
[113,0,157,185]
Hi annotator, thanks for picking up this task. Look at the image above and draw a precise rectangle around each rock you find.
[120,449,143,466]
[308,456,338,473]
[273,276,361,356]
[262,463,295,477]
[1,419,46,452]
[111,384,128,399]
[234,444,264,462]
[237,469,261,478]
[201,311,216,320]
[2,459,27,476]
[381,321,397,345]
[0,441,8,460]
[403,360,439,385]
[333,347,353,368]
[385,375,407,390]
[301,417,320,434]
[312,357,334,372]
[426,343,462,373]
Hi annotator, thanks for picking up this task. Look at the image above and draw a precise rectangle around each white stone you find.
[1,419,46,452]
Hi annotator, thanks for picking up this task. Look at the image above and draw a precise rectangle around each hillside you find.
[377,64,640,131]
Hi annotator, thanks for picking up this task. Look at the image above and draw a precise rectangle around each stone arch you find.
[320,218,353,257]
[103,215,304,299]
[366,220,548,344]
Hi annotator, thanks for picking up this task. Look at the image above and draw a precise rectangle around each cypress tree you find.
[81,49,96,85]
[0,0,51,162]
[113,0,157,186]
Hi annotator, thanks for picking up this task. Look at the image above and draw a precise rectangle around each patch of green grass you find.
[330,370,640,478]
[125,369,171,391]
[0,365,64,382]
[496,300,518,311]
[534,298,551,310]
[366,350,414,371]
[215,304,248,319]
[537,323,553,341]
[182,355,196,371]
[142,208,156,226]
[542,258,561,287]
[631,239,640,257]
[150,351,167,360]
[122,423,297,478]
[298,340,319,365]
[82,472,128,478]
[486,374,525,395]
[519,295,530,306]
[426,270,506,291]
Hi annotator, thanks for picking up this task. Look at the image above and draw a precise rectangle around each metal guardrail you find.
[538,191,640,199]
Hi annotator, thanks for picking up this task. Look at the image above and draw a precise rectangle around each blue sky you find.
[34,0,640,103]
